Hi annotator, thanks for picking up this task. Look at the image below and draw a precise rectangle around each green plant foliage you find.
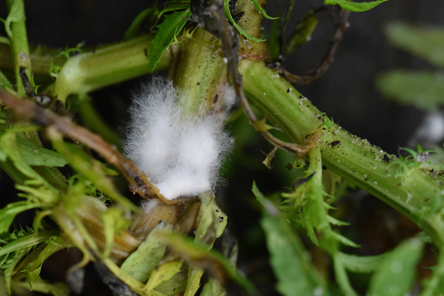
[284,10,318,56]
[253,182,328,296]
[14,280,70,296]
[324,0,387,12]
[385,22,444,68]
[388,144,432,179]
[251,0,278,20]
[124,7,157,40]
[120,222,171,283]
[0,202,48,233]
[184,193,228,296]
[14,136,67,167]
[2,0,25,38]
[155,231,258,295]
[376,71,444,111]
[366,238,424,296]
[147,9,191,72]
[57,42,84,60]
[339,252,388,273]
[223,0,265,42]
[144,260,184,292]
[51,139,137,211]
[200,279,225,296]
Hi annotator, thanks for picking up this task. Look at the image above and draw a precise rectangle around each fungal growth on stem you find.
[122,77,233,201]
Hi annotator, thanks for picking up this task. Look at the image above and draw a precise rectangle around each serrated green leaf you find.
[376,70,444,110]
[260,214,327,296]
[366,238,424,296]
[339,252,387,273]
[324,0,387,12]
[120,222,171,283]
[0,201,48,234]
[223,0,265,42]
[24,263,42,289]
[147,9,191,72]
[16,137,67,167]
[251,0,278,20]
[385,22,444,67]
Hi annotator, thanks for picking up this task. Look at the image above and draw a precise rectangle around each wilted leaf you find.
[144,260,183,291]
[376,70,444,110]
[185,192,227,296]
[156,231,257,295]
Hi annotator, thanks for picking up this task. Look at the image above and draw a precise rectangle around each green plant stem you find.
[240,60,444,247]
[54,34,171,103]
[0,44,66,85]
[5,0,32,97]
[172,28,227,117]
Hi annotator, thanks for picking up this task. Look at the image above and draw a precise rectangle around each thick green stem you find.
[240,60,444,247]
[171,28,227,117]
[54,34,171,103]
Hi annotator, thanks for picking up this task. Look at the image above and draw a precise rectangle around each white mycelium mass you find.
[123,77,233,201]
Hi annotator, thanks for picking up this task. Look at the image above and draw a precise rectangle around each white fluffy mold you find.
[122,77,232,201]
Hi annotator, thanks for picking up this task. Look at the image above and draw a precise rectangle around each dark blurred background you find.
[1,0,444,295]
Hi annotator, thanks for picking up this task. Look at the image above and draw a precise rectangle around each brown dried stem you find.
[0,92,173,204]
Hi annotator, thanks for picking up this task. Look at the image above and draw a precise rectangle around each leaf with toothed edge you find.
[147,9,191,72]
